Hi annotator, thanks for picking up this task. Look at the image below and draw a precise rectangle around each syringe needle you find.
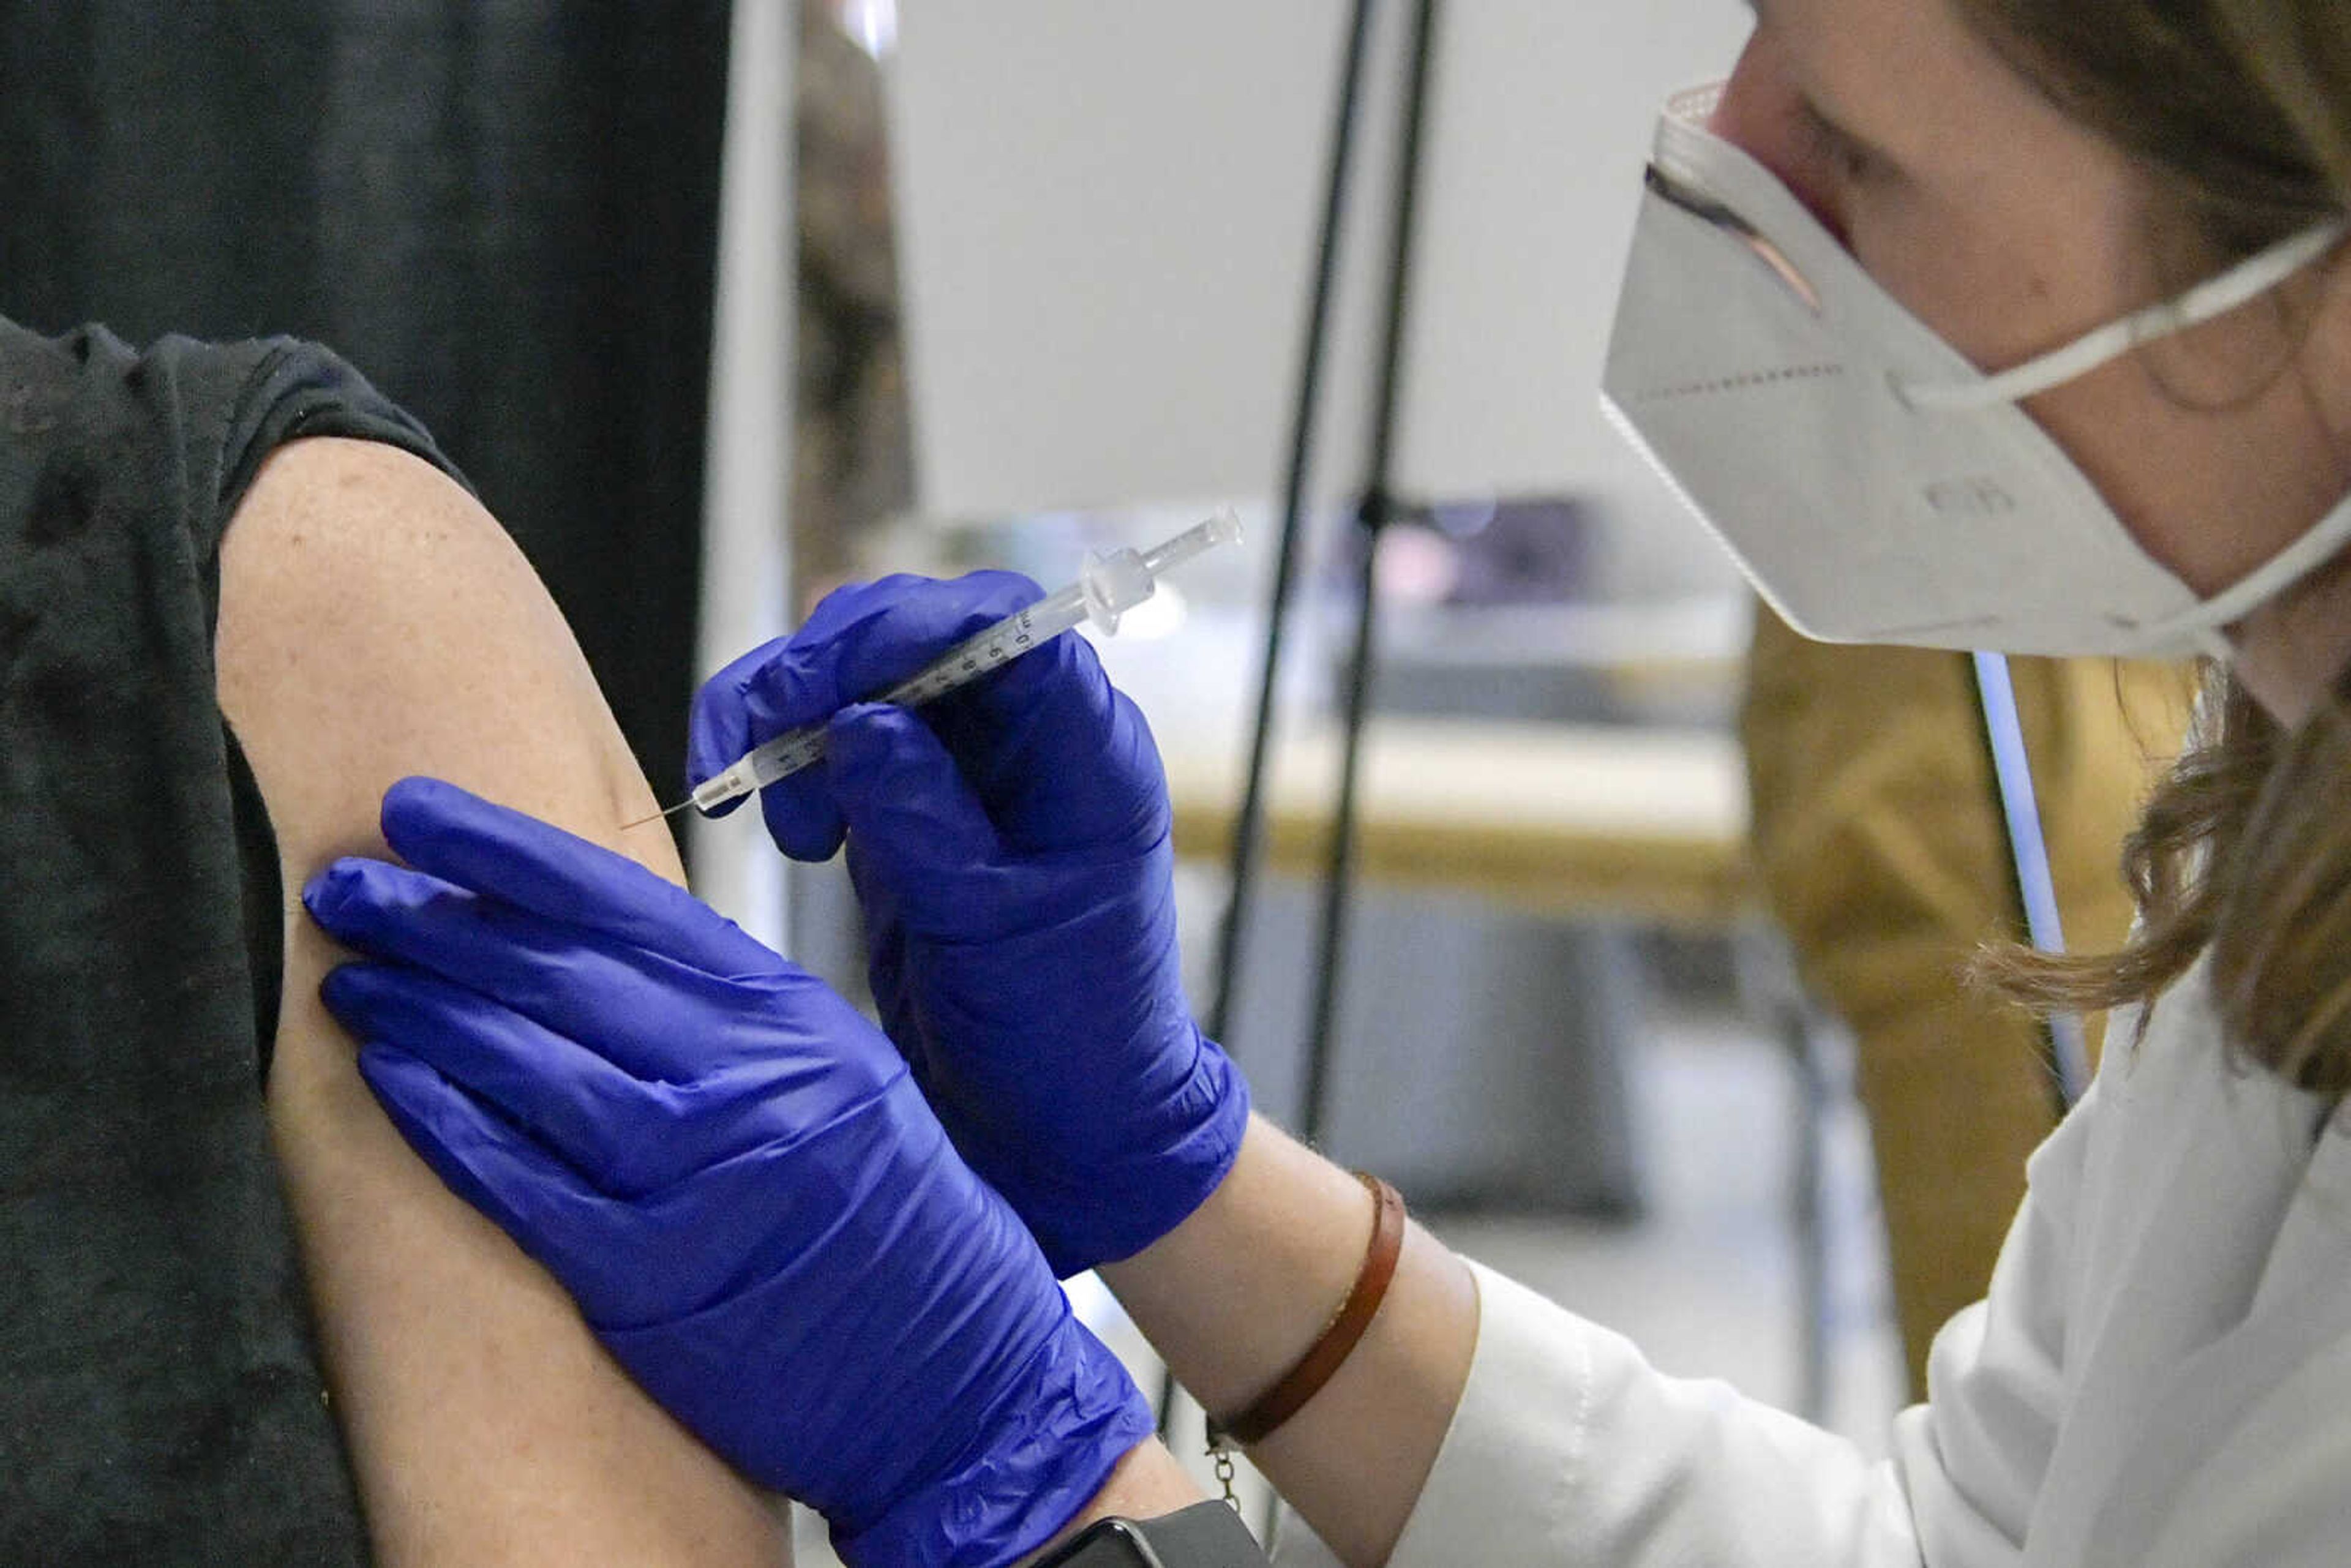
[621,798,698,831]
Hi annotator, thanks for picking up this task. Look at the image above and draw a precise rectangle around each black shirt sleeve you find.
[138,331,470,1078]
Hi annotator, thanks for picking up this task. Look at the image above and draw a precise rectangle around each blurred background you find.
[19,1,2192,1558]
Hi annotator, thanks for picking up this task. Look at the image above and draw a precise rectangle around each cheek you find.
[1856,122,2148,375]
[2020,370,2196,563]
[2024,356,2348,599]
[1850,215,2058,369]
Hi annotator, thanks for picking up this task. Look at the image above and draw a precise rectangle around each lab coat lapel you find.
[2077,1106,2351,1568]
[2021,973,2315,1567]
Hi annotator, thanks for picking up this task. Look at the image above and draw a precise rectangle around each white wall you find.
[885,0,1755,596]
[692,0,797,943]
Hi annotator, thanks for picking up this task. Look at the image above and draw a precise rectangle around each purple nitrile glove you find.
[303,777,1152,1568]
[689,572,1251,1278]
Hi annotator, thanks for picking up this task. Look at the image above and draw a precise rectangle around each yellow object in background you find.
[1739,604,2195,1400]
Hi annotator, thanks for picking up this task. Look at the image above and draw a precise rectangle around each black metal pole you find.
[1299,0,1441,1147]
[1202,0,1381,1052]
[1165,0,1381,1449]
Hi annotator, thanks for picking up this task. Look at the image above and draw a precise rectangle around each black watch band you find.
[1032,1499,1272,1567]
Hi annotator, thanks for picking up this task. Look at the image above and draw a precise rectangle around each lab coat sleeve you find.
[1365,1079,2094,1567]
[1370,1263,1920,1566]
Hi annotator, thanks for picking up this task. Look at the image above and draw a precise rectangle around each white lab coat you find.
[1278,956,2351,1566]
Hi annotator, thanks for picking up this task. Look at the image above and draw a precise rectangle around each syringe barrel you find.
[1020,582,1092,642]
[688,508,1242,819]
[691,720,830,812]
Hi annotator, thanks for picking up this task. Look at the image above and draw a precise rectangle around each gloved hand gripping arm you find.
[689,572,1251,1278]
[302,778,1155,1568]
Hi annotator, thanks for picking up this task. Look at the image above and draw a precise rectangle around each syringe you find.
[631,509,1242,827]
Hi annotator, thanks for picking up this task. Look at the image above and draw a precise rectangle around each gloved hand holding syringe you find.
[629,507,1242,827]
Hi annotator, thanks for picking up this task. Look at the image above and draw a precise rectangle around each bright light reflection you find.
[1080,580,1190,643]
[836,0,896,59]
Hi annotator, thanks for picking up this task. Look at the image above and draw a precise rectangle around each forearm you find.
[1099,1117,1480,1568]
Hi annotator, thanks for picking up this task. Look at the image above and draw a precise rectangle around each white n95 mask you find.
[1599,85,2351,659]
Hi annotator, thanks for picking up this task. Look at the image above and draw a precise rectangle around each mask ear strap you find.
[2148,484,2351,655]
[1902,222,2347,413]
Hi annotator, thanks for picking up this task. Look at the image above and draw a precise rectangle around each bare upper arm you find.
[216,437,787,1566]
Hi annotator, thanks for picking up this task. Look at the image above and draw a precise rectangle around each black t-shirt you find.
[0,318,460,1561]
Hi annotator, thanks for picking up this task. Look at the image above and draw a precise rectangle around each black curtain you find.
[0,1,730,801]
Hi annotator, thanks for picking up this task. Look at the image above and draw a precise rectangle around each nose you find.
[1706,28,1851,244]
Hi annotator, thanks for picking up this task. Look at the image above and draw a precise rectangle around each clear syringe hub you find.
[1070,507,1243,634]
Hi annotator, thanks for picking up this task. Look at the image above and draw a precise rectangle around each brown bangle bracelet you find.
[1209,1171,1406,1448]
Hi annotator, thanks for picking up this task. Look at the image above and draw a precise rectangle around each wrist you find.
[829,1320,1156,1568]
[1024,1029,1253,1278]
[1098,1119,1480,1566]
[1011,1441,1207,1566]
[1207,1170,1404,1447]
[1100,1118,1373,1415]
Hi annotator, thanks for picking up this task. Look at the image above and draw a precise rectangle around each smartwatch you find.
[1031,1499,1273,1566]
